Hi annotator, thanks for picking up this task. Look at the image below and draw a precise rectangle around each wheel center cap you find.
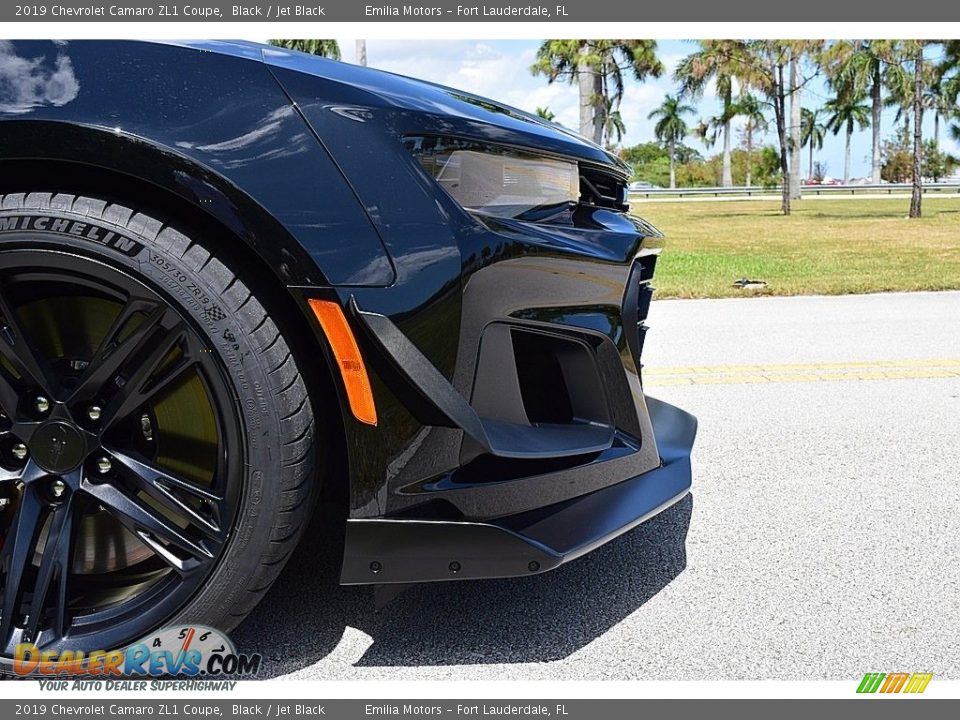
[30,420,85,474]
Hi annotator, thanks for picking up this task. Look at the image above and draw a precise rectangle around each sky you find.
[328,38,960,181]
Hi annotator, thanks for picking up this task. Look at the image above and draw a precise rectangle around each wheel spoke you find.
[107,449,224,538]
[81,475,214,575]
[67,299,167,405]
[0,369,20,421]
[24,482,76,643]
[0,286,54,399]
[100,321,197,430]
[0,475,47,645]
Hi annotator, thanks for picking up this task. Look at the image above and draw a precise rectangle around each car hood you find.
[165,40,627,173]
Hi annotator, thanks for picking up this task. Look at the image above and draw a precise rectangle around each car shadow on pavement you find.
[233,493,692,675]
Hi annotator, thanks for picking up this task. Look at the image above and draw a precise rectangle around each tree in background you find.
[812,161,829,183]
[355,40,367,66]
[824,94,870,184]
[648,94,695,189]
[531,40,663,146]
[268,39,341,60]
[535,106,556,121]
[945,42,960,148]
[675,41,749,188]
[732,94,768,187]
[923,139,955,182]
[735,40,822,214]
[881,126,914,182]
[821,41,899,185]
[908,41,928,218]
[927,44,960,148]
[800,107,827,181]
[603,97,627,149]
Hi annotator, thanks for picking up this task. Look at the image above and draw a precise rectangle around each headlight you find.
[404,136,580,220]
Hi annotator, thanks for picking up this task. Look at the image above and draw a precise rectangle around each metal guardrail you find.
[629,182,960,198]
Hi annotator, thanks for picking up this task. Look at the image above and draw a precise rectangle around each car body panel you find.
[0,39,694,588]
[0,40,395,286]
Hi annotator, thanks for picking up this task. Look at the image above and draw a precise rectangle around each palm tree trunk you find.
[355,40,367,66]
[746,125,753,187]
[776,63,790,215]
[934,112,940,147]
[577,45,594,139]
[871,62,882,185]
[910,45,924,219]
[844,125,852,184]
[721,120,732,187]
[720,85,733,187]
[809,140,814,180]
[789,59,802,200]
[669,140,676,189]
[591,71,605,145]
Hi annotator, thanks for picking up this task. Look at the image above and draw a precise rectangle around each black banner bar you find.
[0,700,958,718]
[2,0,957,22]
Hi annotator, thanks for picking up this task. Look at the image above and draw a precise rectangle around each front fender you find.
[0,40,395,288]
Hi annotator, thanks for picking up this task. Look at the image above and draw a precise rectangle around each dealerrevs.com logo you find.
[857,673,933,694]
[7,625,261,685]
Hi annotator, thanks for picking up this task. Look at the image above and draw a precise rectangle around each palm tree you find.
[908,42,928,219]
[675,41,749,188]
[822,41,900,185]
[355,40,367,66]
[941,42,960,150]
[824,95,870,184]
[800,107,827,181]
[268,39,341,60]
[648,94,695,189]
[532,40,663,145]
[732,94,768,187]
[535,106,556,122]
[735,41,823,214]
[604,103,627,148]
[924,76,958,148]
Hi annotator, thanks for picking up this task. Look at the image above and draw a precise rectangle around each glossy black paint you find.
[0,40,693,587]
[342,397,696,584]
[0,40,394,287]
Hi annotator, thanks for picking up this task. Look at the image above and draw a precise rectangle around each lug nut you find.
[50,479,67,498]
[12,443,28,461]
[34,396,50,415]
[96,456,113,475]
[87,406,102,422]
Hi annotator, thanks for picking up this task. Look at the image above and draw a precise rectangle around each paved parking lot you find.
[234,291,960,681]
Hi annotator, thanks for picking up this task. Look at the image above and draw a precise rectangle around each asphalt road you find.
[233,291,960,681]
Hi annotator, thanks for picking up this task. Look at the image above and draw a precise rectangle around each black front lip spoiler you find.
[340,396,696,585]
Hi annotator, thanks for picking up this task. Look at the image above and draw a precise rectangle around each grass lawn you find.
[635,197,960,299]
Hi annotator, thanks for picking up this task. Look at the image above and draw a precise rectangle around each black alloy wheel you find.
[0,193,317,661]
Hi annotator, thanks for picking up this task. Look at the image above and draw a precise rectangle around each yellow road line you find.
[644,358,960,387]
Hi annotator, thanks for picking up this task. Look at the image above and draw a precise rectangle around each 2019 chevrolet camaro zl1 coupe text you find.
[0,40,696,658]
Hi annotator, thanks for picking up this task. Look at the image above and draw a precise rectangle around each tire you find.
[0,192,317,653]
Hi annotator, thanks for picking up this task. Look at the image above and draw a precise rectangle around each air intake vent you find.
[622,254,658,373]
[579,164,629,211]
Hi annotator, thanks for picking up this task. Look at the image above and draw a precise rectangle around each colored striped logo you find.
[857,672,933,694]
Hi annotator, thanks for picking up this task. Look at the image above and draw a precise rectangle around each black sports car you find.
[0,40,696,657]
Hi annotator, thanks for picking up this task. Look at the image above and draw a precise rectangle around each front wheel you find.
[0,192,317,659]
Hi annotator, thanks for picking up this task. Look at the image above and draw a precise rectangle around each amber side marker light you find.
[307,298,378,426]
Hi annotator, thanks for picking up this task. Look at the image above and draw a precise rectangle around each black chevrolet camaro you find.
[0,40,696,657]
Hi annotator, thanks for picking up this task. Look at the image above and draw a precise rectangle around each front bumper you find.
[341,395,695,584]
